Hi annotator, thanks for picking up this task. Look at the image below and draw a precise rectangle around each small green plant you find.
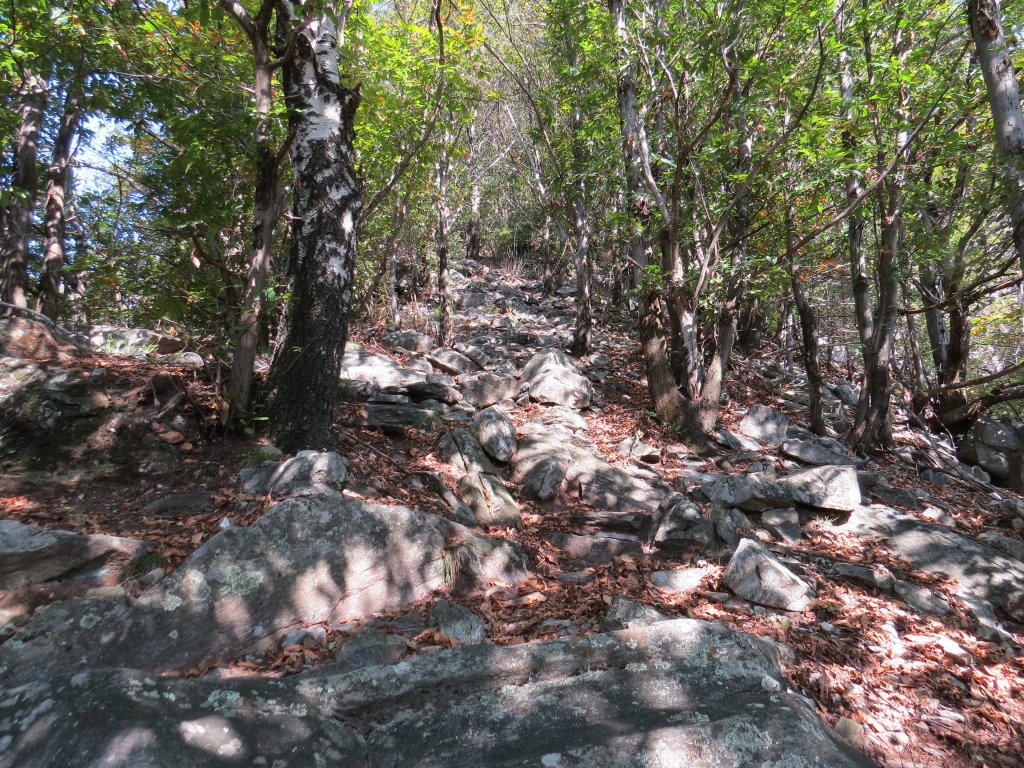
[703,501,726,524]
[245,445,282,464]
[128,551,167,579]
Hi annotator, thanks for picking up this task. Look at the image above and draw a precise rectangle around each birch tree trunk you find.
[265,3,361,452]
[37,88,82,320]
[1,73,47,313]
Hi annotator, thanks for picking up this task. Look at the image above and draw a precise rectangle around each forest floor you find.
[2,283,1024,768]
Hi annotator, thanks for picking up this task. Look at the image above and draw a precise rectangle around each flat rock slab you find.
[0,620,877,768]
[739,405,789,444]
[782,439,860,467]
[838,504,1024,617]
[0,498,527,686]
[514,434,668,514]
[0,519,153,590]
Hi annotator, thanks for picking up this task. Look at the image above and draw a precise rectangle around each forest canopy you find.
[1,0,1022,452]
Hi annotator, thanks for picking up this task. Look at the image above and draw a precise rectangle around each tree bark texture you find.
[226,0,284,428]
[1,75,47,313]
[37,89,82,320]
[968,0,1024,272]
[265,7,361,453]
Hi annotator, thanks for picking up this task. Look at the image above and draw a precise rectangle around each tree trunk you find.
[265,5,361,453]
[1,74,47,313]
[787,204,826,435]
[435,130,453,347]
[968,0,1024,274]
[571,185,593,357]
[37,88,82,320]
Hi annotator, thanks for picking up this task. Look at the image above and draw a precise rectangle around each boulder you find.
[341,343,427,389]
[458,371,519,407]
[514,434,573,500]
[429,599,486,645]
[334,628,410,671]
[545,532,643,565]
[781,439,860,467]
[646,494,714,558]
[0,520,153,591]
[472,406,517,463]
[437,428,495,474]
[0,620,877,768]
[781,465,861,512]
[617,436,661,463]
[239,450,348,499]
[360,402,446,430]
[0,497,527,686]
[739,405,789,444]
[428,348,481,375]
[761,508,803,543]
[831,562,896,593]
[520,349,592,409]
[381,330,434,354]
[601,595,669,630]
[701,473,792,512]
[715,429,763,452]
[573,452,669,514]
[650,568,707,596]
[958,418,1024,486]
[458,472,523,529]
[838,504,1024,618]
[713,507,752,549]
[722,538,814,611]
[405,379,463,405]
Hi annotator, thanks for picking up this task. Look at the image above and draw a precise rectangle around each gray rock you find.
[714,508,752,549]
[545,532,643,565]
[405,379,463,404]
[0,620,878,768]
[650,568,706,595]
[360,402,446,430]
[458,371,519,407]
[428,348,481,375]
[832,381,860,407]
[334,628,410,670]
[781,465,861,512]
[723,539,814,611]
[831,562,895,593]
[458,472,523,529]
[472,406,517,463]
[142,491,215,516]
[341,343,427,388]
[601,596,669,630]
[739,405,790,444]
[429,599,486,645]
[0,519,154,590]
[977,530,1024,563]
[894,580,950,616]
[838,504,1024,617]
[646,494,714,558]
[701,473,793,512]
[617,436,661,463]
[0,498,527,686]
[959,418,1024,486]
[537,405,588,432]
[761,508,803,543]
[59,322,185,354]
[455,343,493,370]
[514,434,667,514]
[382,330,434,354]
[521,349,592,409]
[240,451,348,499]
[781,439,860,467]
[437,428,495,474]
[715,429,763,452]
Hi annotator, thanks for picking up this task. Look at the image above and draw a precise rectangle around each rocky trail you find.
[1,262,1023,767]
